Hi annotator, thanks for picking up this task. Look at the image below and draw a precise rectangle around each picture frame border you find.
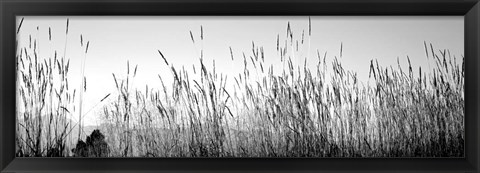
[1,0,479,172]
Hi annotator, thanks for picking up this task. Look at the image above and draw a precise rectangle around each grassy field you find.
[16,18,464,157]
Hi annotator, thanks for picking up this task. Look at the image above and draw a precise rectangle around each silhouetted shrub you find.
[72,129,110,157]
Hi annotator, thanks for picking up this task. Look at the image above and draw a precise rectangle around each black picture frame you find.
[1,0,479,172]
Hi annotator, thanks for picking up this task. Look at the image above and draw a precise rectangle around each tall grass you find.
[100,22,464,157]
[15,19,103,157]
[16,18,464,157]
[16,19,78,157]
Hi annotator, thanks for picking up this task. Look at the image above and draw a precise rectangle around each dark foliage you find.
[72,129,110,157]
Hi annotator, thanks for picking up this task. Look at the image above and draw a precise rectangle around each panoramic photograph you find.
[15,16,464,157]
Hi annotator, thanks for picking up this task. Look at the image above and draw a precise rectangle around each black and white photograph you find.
[15,16,464,158]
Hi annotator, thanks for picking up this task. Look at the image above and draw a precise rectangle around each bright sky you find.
[16,16,464,126]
